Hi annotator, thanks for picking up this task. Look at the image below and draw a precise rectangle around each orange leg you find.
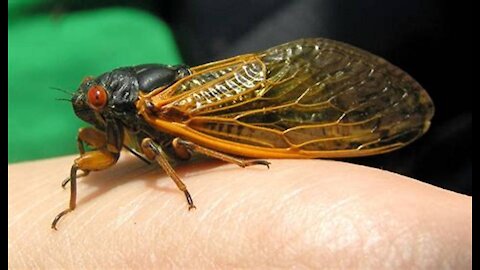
[141,138,196,210]
[51,127,119,230]
[172,138,270,168]
[52,165,78,230]
[62,127,107,188]
[76,127,107,155]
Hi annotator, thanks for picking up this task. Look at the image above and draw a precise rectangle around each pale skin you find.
[8,154,471,269]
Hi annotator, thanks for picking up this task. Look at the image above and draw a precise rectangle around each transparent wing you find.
[143,38,434,157]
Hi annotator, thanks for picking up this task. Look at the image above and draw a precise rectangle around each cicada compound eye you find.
[87,85,108,109]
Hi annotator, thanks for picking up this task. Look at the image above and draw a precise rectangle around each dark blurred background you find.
[9,0,471,195]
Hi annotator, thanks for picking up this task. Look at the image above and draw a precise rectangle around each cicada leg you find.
[61,127,107,188]
[77,127,107,155]
[52,164,78,230]
[172,138,271,169]
[61,170,89,189]
[141,138,196,210]
[52,127,119,230]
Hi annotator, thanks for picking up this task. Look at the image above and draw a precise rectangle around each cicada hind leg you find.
[172,138,271,169]
[140,137,270,212]
[52,127,119,230]
[141,138,196,210]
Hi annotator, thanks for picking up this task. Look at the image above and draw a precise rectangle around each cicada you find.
[52,38,434,229]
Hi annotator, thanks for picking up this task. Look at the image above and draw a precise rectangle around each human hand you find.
[8,154,471,269]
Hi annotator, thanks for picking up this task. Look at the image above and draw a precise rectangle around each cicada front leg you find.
[52,127,120,230]
[172,138,271,169]
[141,138,196,210]
[60,127,103,188]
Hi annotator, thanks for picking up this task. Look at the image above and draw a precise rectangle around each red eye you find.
[87,85,108,109]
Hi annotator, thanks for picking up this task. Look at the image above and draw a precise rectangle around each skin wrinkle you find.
[108,170,179,231]
[316,197,363,251]
[358,211,413,267]
[42,204,79,265]
[70,191,122,238]
[8,168,57,225]
[14,198,66,254]
[369,200,427,268]
[75,182,125,224]
[426,220,461,267]
[138,160,213,230]
[273,166,414,268]
[385,231,416,268]
[105,200,149,237]
[259,187,311,264]
[185,185,237,264]
[372,200,446,268]
[83,197,128,240]
[272,217,311,268]
[276,169,350,264]
[187,235,217,269]
[64,169,142,214]
[9,186,52,229]
[113,189,152,229]
[141,195,172,227]
[57,166,159,266]
[312,213,360,268]
[65,233,76,270]
[207,190,270,268]
[175,203,216,267]
[14,247,32,269]
[70,172,150,234]
[10,175,45,205]
[8,160,49,195]
[415,232,440,269]
[381,197,437,267]
[364,216,406,268]
[358,215,386,266]
[157,228,182,268]
[146,191,190,229]
[196,188,231,222]
[220,166,364,268]
[249,200,301,267]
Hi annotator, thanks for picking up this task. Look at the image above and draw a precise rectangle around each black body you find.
[71,64,191,151]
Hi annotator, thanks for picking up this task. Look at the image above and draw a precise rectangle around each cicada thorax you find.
[135,54,273,123]
[136,54,268,123]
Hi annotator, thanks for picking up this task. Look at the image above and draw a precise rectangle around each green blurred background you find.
[8,2,182,163]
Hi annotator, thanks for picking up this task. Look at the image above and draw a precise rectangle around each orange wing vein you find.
[137,38,434,158]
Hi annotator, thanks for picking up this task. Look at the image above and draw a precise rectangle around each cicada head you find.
[71,78,105,130]
[72,64,191,132]
[71,67,141,132]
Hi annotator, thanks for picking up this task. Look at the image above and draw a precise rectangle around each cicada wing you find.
[241,38,434,154]
[144,38,434,158]
[144,54,266,112]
